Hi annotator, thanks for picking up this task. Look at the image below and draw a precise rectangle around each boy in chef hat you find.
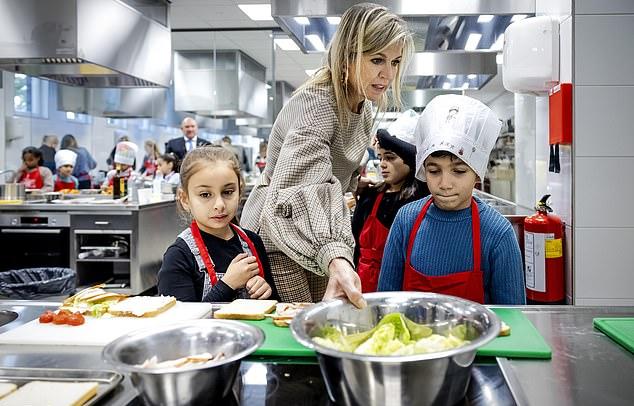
[377,95,525,305]
[53,149,79,191]
[352,110,429,293]
[102,141,139,188]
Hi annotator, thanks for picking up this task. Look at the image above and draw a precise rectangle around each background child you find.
[378,94,525,305]
[53,149,79,191]
[158,146,278,302]
[102,141,138,188]
[12,146,53,192]
[152,153,180,193]
[352,118,429,293]
[140,139,160,178]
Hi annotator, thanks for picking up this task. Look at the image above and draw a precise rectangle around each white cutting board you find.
[0,302,212,346]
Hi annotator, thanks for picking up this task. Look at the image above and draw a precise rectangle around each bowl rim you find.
[101,319,264,374]
[290,291,501,363]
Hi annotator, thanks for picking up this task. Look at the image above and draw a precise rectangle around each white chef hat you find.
[386,109,419,145]
[414,94,502,181]
[54,149,77,169]
[114,141,138,165]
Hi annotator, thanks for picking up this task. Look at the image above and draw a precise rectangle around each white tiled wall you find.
[573,7,634,304]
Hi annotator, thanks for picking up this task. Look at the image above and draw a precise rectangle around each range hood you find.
[0,0,171,87]
[174,50,267,118]
[57,85,167,118]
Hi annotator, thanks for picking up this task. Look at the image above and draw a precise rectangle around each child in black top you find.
[158,146,278,302]
[351,128,429,292]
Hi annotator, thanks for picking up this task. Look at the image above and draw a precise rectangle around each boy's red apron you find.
[402,197,485,303]
[18,169,43,189]
[54,178,76,191]
[357,192,389,293]
[190,221,265,285]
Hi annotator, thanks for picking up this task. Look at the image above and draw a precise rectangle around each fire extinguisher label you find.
[525,232,550,292]
[545,238,563,258]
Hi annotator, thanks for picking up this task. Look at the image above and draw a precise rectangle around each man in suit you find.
[165,117,211,160]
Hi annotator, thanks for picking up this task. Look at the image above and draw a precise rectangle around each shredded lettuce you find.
[313,312,469,356]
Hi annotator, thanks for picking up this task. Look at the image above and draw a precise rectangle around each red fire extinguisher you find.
[524,195,565,304]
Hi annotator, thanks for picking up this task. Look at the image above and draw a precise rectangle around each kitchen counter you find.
[0,301,632,405]
[0,198,175,212]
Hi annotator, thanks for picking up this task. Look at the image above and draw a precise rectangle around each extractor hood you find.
[57,85,167,118]
[174,50,267,118]
[0,0,171,87]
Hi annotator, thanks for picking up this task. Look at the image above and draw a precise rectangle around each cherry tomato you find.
[66,313,85,326]
[38,311,54,323]
[52,312,69,325]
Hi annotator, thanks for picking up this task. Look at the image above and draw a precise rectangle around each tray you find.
[0,367,122,405]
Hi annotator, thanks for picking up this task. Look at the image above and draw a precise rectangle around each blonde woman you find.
[241,3,413,307]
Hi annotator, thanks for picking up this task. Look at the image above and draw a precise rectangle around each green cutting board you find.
[242,319,316,357]
[593,318,634,354]
[242,308,552,359]
[478,308,552,359]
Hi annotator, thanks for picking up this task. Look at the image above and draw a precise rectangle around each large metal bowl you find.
[291,292,500,406]
[102,319,263,406]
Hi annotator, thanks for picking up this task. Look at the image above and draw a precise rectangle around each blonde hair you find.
[297,3,413,125]
[177,146,245,223]
[144,139,160,159]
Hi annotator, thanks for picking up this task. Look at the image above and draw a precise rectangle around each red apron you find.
[18,168,43,189]
[143,158,157,176]
[190,221,265,286]
[357,192,390,293]
[54,178,76,191]
[402,197,485,303]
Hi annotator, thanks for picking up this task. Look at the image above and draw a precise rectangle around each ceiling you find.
[169,0,508,105]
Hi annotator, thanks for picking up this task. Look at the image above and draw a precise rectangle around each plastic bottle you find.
[113,165,127,199]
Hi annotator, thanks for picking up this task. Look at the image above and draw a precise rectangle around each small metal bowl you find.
[291,292,500,406]
[102,319,263,406]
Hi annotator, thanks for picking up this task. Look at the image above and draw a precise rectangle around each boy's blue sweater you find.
[377,196,526,305]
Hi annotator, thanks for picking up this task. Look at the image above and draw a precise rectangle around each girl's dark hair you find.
[376,168,424,200]
[60,134,78,150]
[22,146,43,165]
[430,150,460,160]
[159,153,180,173]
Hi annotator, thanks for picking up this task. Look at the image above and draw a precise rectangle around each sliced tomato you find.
[52,312,69,325]
[66,313,85,326]
[38,311,54,323]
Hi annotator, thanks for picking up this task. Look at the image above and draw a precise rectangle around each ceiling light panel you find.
[274,38,300,51]
[465,33,482,51]
[238,4,273,21]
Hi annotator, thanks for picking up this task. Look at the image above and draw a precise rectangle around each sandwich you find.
[0,381,98,406]
[107,295,177,318]
[60,284,128,317]
[0,384,17,400]
[213,299,277,320]
[270,302,312,327]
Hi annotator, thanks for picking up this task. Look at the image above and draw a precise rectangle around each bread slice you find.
[0,384,17,400]
[214,299,277,320]
[499,321,511,337]
[0,381,98,406]
[108,295,176,317]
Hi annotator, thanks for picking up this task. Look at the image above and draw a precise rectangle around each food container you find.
[0,183,25,200]
[290,292,500,406]
[102,319,263,406]
[43,192,62,202]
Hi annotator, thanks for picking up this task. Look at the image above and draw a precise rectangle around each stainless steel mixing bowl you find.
[291,292,500,406]
[102,319,263,406]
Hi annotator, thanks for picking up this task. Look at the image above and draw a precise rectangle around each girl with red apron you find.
[356,192,390,292]
[402,197,485,303]
[353,126,429,293]
[18,169,44,189]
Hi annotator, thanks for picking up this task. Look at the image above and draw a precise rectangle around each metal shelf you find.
[75,258,130,263]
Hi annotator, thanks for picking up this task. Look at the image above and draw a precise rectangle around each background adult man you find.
[39,135,58,173]
[165,117,211,160]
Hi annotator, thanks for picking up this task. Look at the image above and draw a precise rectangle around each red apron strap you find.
[470,197,481,273]
[190,221,218,285]
[369,192,384,218]
[406,198,433,265]
[230,223,265,279]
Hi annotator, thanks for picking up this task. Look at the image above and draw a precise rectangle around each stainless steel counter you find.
[0,301,633,405]
[0,199,175,212]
